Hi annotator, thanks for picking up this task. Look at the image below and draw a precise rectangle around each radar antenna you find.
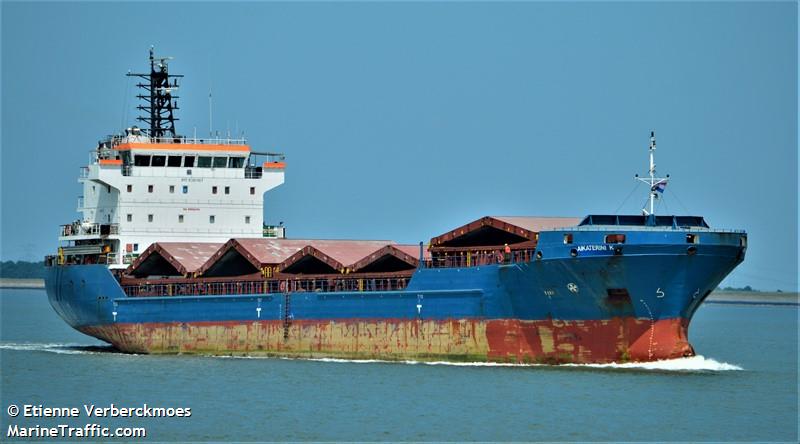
[127,46,183,139]
[634,131,670,216]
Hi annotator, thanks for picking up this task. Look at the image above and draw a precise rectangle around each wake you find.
[0,342,115,355]
[295,355,743,372]
[1,343,743,371]
[559,355,743,371]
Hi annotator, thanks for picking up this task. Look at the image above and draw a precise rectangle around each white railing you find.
[60,223,119,237]
[549,226,746,234]
[263,226,286,238]
[108,135,249,146]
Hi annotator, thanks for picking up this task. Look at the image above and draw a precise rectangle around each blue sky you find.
[1,1,797,291]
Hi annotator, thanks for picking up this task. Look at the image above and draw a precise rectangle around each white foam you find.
[3,343,742,371]
[0,342,110,355]
[272,355,743,371]
[561,354,743,371]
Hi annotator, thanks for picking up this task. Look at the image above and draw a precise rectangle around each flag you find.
[651,179,668,193]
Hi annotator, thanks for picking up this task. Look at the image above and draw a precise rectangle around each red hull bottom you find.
[80,317,694,364]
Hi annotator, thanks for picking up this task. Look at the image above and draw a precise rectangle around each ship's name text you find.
[575,245,609,252]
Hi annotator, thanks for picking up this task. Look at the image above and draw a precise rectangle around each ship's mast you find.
[127,46,183,139]
[635,131,669,216]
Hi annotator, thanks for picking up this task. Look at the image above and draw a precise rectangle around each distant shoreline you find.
[0,279,797,305]
[0,278,45,289]
[705,291,798,306]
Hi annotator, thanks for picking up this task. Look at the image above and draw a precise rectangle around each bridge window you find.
[604,234,626,244]
[134,155,150,166]
[167,156,182,167]
[183,156,195,167]
[228,157,245,168]
[213,156,227,168]
[198,156,212,168]
[151,155,166,167]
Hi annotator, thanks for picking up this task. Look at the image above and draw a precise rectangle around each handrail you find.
[424,249,536,268]
[545,226,746,234]
[106,135,249,146]
[45,253,117,266]
[122,276,411,298]
[60,222,119,237]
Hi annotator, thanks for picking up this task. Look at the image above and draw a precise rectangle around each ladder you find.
[282,289,291,340]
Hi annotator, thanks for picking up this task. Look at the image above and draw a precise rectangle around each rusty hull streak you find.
[80,317,693,363]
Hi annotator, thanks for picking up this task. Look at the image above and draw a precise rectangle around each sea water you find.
[1,289,797,442]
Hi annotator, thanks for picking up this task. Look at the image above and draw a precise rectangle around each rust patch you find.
[80,317,693,363]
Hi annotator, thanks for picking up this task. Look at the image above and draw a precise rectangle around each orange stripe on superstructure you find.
[116,143,251,152]
[98,159,123,165]
[262,161,286,169]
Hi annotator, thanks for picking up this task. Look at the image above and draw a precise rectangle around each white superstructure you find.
[53,48,289,269]
[58,129,285,268]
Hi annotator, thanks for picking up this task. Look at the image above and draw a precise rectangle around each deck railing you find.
[120,250,534,298]
[60,223,119,237]
[122,276,411,298]
[107,135,249,146]
[424,249,536,268]
[45,253,117,266]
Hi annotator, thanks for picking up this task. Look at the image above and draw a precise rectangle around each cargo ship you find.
[44,49,747,363]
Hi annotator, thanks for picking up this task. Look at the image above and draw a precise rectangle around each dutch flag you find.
[651,179,668,193]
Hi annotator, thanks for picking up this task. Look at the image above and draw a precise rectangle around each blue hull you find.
[45,228,745,362]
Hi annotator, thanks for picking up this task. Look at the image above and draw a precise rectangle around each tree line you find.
[0,261,46,279]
